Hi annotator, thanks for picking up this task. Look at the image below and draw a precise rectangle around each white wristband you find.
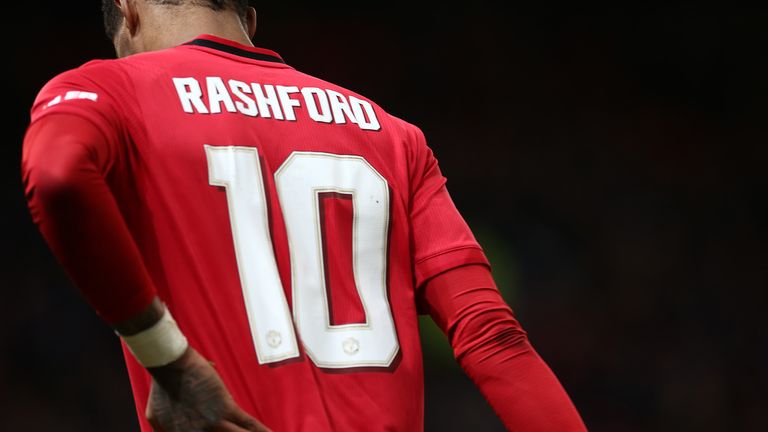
[120,308,189,368]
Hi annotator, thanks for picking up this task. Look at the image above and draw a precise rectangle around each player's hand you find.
[145,347,270,432]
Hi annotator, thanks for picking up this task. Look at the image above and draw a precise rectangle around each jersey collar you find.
[183,34,285,64]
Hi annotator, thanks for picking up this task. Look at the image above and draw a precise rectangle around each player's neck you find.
[140,8,253,52]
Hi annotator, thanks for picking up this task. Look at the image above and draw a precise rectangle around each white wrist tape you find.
[121,308,189,368]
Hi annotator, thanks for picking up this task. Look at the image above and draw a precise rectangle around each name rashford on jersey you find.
[172,76,381,130]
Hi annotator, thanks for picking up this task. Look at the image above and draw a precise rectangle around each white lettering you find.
[207,77,237,114]
[326,89,357,124]
[229,79,258,117]
[171,77,380,132]
[350,96,380,131]
[301,87,333,123]
[173,77,208,114]
[276,86,302,121]
[252,84,284,120]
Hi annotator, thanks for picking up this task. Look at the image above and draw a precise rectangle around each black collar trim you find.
[184,38,285,64]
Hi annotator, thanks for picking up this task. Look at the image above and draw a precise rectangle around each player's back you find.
[32,35,487,431]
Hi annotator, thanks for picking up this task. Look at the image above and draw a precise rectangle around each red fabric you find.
[24,34,489,432]
[420,265,587,431]
[319,193,366,325]
[21,114,156,324]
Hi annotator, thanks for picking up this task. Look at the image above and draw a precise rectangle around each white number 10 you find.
[205,146,399,369]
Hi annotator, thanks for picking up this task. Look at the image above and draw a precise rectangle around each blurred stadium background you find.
[5,2,767,431]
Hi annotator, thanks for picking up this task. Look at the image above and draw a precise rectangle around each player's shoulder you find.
[33,59,133,116]
[36,59,135,111]
[384,113,425,143]
[41,58,128,92]
[41,48,178,93]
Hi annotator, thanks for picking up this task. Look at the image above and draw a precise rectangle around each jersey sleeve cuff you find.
[414,246,490,288]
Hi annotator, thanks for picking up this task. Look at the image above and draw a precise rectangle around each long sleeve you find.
[22,113,156,324]
[419,264,587,431]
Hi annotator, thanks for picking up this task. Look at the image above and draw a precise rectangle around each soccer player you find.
[21,1,587,431]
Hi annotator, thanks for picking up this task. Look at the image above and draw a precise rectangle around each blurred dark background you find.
[5,2,767,431]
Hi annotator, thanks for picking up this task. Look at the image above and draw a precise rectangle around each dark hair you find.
[102,0,251,40]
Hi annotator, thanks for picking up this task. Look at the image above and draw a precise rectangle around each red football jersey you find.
[30,35,488,431]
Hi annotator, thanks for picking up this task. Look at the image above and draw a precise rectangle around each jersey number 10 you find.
[205,146,399,369]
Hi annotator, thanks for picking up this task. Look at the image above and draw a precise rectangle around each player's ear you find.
[246,7,257,39]
[116,0,140,36]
